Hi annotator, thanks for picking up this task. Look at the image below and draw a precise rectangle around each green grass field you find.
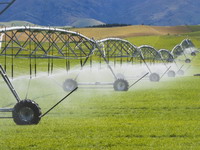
[126,34,200,50]
[125,25,200,50]
[0,27,200,150]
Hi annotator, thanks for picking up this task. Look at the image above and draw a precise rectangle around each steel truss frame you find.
[96,38,141,66]
[0,26,95,59]
[94,38,147,81]
[65,38,149,91]
[0,27,131,90]
[171,44,184,58]
[158,49,184,76]
[159,49,174,63]
[172,39,197,62]
[139,45,162,63]
[180,39,199,57]
[0,26,98,77]
[138,45,172,80]
[96,39,173,81]
[181,39,195,50]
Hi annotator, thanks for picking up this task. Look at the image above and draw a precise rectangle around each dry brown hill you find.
[72,25,191,40]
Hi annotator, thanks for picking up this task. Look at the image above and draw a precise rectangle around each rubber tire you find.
[191,52,196,56]
[113,79,129,91]
[149,73,160,82]
[185,59,191,63]
[167,70,176,77]
[177,70,184,76]
[63,79,78,92]
[12,100,41,125]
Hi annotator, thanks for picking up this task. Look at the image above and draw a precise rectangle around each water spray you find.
[0,64,78,125]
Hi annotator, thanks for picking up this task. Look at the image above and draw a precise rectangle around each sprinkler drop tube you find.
[40,87,78,118]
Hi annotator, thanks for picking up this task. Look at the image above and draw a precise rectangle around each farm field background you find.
[0,25,200,149]
[73,25,200,49]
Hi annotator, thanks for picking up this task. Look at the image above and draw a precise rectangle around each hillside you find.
[0,21,35,26]
[72,25,192,39]
[0,0,200,27]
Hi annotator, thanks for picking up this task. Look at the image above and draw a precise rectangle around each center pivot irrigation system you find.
[0,26,198,125]
[0,27,197,89]
[0,27,151,125]
[0,27,149,92]
[171,39,198,74]
[95,38,170,82]
[0,1,198,126]
[0,26,95,77]
[64,38,150,92]
[138,45,172,82]
[0,27,197,84]
[158,49,176,77]
[172,39,198,63]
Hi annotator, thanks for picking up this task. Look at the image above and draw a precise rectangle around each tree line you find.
[86,23,131,28]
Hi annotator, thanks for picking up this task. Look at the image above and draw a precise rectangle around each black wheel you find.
[185,59,191,63]
[63,79,78,92]
[167,70,176,77]
[177,70,184,76]
[12,100,41,125]
[149,73,160,82]
[116,73,125,79]
[113,79,129,91]
[191,52,196,56]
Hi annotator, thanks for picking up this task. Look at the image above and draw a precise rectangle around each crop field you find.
[0,26,200,150]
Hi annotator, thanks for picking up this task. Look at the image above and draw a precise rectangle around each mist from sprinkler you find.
[7,61,184,95]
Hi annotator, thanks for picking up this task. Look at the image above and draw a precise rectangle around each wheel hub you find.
[117,82,126,90]
[19,107,34,122]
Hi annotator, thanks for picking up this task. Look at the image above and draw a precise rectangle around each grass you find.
[186,25,200,32]
[1,73,200,149]
[0,26,200,149]
[0,55,200,150]
[126,34,200,50]
[126,35,184,50]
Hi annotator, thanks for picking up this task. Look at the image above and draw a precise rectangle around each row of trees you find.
[86,23,131,28]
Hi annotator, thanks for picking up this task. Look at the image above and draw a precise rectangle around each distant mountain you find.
[0,21,35,26]
[0,0,200,27]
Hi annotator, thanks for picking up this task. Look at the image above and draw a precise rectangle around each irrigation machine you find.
[0,26,149,94]
[94,38,149,90]
[158,49,176,77]
[171,39,199,75]
[0,0,199,126]
[172,39,197,64]
[138,45,172,82]
[62,37,149,92]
